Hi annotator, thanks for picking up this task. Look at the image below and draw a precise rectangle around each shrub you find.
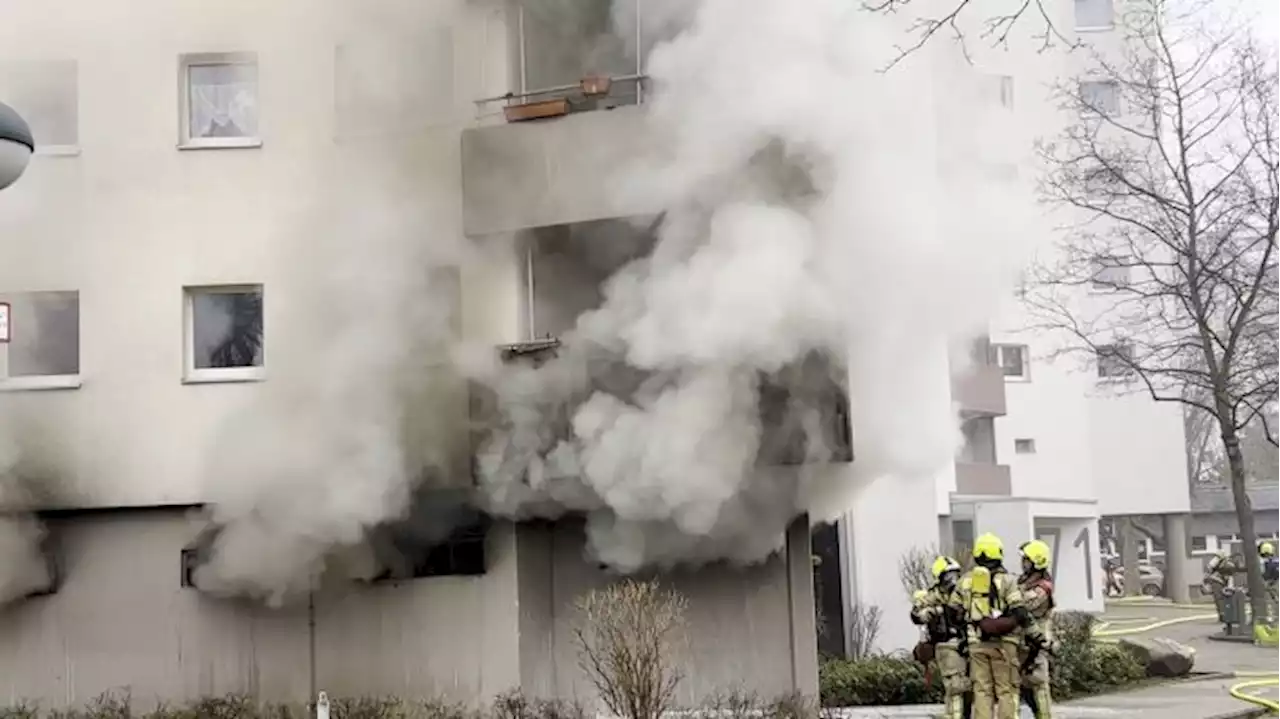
[819,653,942,707]
[700,690,816,719]
[572,579,688,719]
[819,611,1148,707]
[1049,612,1145,701]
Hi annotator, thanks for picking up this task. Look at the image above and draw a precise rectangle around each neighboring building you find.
[0,0,823,709]
[978,0,1195,601]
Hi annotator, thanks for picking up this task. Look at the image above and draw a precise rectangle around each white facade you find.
[0,0,830,708]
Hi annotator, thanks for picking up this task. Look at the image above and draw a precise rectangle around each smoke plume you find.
[190,0,1032,599]
[471,0,1033,570]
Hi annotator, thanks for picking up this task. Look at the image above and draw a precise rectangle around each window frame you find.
[178,52,262,150]
[0,59,81,156]
[1079,80,1121,117]
[1073,0,1115,32]
[992,343,1031,382]
[182,284,266,384]
[1014,438,1037,454]
[1095,342,1135,380]
[997,75,1014,109]
[1090,255,1131,292]
[0,290,83,392]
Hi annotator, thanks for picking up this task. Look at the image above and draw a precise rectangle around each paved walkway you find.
[831,677,1269,718]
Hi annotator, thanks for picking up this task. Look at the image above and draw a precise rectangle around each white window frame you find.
[1014,438,1037,454]
[992,343,1030,382]
[0,59,81,157]
[183,284,266,384]
[1096,343,1135,380]
[1073,0,1115,32]
[1079,80,1121,117]
[1090,255,1131,292]
[178,52,262,150]
[0,290,83,392]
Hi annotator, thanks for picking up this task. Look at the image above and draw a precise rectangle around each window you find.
[1080,81,1120,116]
[1014,438,1037,454]
[1090,255,1131,291]
[991,343,1030,381]
[997,75,1014,109]
[0,291,80,390]
[334,30,454,140]
[183,285,264,383]
[179,53,260,149]
[1096,343,1134,379]
[1074,0,1114,29]
[0,60,79,153]
[1191,535,1208,552]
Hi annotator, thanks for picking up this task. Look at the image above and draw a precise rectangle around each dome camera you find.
[0,101,34,191]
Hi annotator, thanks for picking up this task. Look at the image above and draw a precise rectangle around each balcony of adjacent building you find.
[461,0,657,237]
[951,336,1007,418]
[466,218,853,472]
[955,413,1012,497]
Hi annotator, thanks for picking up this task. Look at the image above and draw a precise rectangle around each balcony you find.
[952,363,1007,417]
[461,99,653,237]
[951,336,1007,417]
[955,462,1012,496]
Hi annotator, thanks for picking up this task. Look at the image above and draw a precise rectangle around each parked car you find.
[1109,564,1165,596]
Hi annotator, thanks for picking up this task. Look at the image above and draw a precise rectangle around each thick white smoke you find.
[472,0,1033,571]
[192,4,470,606]
[189,0,1034,599]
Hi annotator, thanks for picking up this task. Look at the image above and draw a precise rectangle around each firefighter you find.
[1259,541,1278,624]
[911,555,970,719]
[950,533,1045,719]
[1017,540,1057,719]
[1202,551,1239,629]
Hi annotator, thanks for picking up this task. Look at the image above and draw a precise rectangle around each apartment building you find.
[0,0,833,709]
[984,0,1243,602]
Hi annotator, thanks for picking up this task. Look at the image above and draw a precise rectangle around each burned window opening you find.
[756,351,853,466]
[180,523,221,589]
[366,489,491,581]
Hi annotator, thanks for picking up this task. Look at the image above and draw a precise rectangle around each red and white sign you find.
[0,302,9,343]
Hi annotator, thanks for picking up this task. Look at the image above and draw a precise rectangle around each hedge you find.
[820,610,1147,707]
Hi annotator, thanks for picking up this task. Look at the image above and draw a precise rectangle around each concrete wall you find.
[0,510,815,710]
[515,519,818,705]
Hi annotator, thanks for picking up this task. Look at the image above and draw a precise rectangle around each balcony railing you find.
[954,462,1013,496]
[474,74,649,123]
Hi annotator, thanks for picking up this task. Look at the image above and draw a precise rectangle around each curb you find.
[1203,709,1271,719]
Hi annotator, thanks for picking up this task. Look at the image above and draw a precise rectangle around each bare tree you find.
[846,604,883,659]
[898,545,938,598]
[572,579,688,719]
[1027,0,1278,622]
[862,0,1075,70]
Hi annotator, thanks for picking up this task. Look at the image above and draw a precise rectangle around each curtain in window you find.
[189,63,257,139]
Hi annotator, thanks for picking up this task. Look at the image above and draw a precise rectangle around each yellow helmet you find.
[931,555,962,579]
[1020,539,1051,570]
[1260,541,1276,558]
[973,533,1004,562]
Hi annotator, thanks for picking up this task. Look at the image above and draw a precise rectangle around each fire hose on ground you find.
[1093,601,1279,715]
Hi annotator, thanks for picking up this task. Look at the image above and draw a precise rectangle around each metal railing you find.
[473,73,649,121]
[475,0,648,122]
